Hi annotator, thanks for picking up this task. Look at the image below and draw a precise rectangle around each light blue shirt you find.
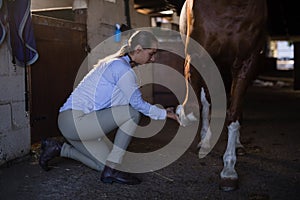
[59,55,166,120]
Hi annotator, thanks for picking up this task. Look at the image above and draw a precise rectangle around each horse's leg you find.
[230,83,245,154]
[198,87,211,151]
[220,78,245,191]
[220,54,260,191]
[220,120,240,191]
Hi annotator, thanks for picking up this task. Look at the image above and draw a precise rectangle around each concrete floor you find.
[0,76,300,200]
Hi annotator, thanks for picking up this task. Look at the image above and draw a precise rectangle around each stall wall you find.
[87,0,150,49]
[0,41,31,165]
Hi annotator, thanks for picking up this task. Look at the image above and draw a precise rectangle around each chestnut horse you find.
[179,0,267,191]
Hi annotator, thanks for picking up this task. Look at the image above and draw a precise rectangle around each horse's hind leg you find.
[197,88,212,156]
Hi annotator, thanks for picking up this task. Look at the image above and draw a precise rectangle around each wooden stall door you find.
[30,15,87,143]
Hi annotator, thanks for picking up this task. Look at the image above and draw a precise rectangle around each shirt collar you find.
[123,54,131,63]
[123,54,137,67]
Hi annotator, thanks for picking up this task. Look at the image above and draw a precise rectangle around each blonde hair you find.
[94,30,158,67]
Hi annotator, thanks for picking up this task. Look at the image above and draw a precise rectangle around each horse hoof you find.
[219,178,238,191]
[236,147,246,156]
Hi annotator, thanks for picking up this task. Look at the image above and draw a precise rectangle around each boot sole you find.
[100,177,141,185]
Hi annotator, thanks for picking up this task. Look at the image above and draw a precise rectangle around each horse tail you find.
[182,0,194,107]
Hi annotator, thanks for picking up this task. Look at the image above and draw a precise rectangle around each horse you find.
[179,0,268,191]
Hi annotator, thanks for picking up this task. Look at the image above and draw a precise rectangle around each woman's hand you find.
[166,107,180,124]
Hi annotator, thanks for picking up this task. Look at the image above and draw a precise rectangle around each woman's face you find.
[135,42,157,65]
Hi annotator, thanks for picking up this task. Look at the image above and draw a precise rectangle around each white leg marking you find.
[220,121,240,179]
[235,129,244,148]
[198,88,211,149]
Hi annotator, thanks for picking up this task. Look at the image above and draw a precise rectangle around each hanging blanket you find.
[0,0,6,45]
[0,0,38,66]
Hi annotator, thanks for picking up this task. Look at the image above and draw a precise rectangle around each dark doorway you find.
[30,15,87,143]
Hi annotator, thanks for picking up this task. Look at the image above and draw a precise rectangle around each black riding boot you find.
[39,138,62,171]
[101,165,141,185]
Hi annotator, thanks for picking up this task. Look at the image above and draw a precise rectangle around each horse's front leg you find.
[220,120,240,191]
[220,76,248,191]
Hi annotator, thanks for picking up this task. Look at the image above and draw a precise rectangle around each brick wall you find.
[0,41,31,166]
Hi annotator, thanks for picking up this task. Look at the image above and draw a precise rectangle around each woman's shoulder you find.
[107,57,131,71]
[110,56,129,65]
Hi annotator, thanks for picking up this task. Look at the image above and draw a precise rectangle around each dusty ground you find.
[0,75,300,200]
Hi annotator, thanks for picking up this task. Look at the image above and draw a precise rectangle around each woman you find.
[39,30,179,185]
